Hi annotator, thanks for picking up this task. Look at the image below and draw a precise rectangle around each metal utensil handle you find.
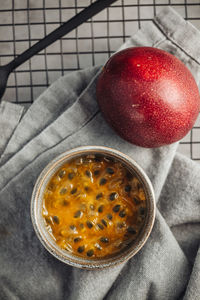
[7,0,117,72]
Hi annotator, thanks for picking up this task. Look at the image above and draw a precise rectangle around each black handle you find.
[7,0,117,72]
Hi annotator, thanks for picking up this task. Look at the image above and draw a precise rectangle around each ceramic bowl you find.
[31,146,155,269]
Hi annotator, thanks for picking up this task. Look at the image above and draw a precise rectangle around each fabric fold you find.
[0,67,100,166]
[0,69,100,191]
[184,248,200,300]
[154,7,200,65]
[0,101,24,160]
[104,211,191,300]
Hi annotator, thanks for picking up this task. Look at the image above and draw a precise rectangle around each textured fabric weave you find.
[0,7,199,300]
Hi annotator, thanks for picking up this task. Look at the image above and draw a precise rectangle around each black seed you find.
[99,178,107,186]
[59,169,66,178]
[71,187,77,194]
[133,197,141,205]
[94,170,100,176]
[98,205,104,213]
[53,216,59,224]
[101,219,107,227]
[100,237,109,243]
[79,223,84,229]
[125,185,131,192]
[138,215,145,222]
[113,205,120,213]
[87,249,94,257]
[85,170,92,178]
[126,171,133,180]
[60,188,67,195]
[97,223,104,230]
[109,192,118,201]
[48,182,55,191]
[119,210,126,218]
[68,172,75,180]
[70,225,76,231]
[94,156,102,162]
[74,237,81,243]
[106,167,114,175]
[139,207,146,216]
[74,210,82,218]
[62,200,69,206]
[117,222,125,229]
[84,186,89,192]
[45,217,51,224]
[104,156,114,163]
[96,192,103,200]
[86,221,93,229]
[77,245,85,253]
[107,213,113,220]
[127,227,136,234]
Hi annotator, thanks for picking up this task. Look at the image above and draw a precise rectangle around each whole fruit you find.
[96,47,200,148]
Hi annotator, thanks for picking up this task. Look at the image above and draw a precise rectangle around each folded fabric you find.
[0,7,199,300]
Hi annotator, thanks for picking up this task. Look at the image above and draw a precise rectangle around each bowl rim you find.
[31,145,155,269]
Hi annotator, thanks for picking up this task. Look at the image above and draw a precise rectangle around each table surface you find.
[0,0,199,161]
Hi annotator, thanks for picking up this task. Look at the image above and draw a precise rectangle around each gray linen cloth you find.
[0,7,200,300]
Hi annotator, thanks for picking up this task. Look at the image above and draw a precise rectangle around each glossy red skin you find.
[96,47,200,147]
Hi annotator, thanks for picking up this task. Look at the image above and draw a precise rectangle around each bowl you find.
[31,146,155,269]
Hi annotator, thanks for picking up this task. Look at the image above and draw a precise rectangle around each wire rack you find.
[0,0,200,161]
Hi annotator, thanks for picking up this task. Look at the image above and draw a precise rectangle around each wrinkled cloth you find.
[0,7,200,300]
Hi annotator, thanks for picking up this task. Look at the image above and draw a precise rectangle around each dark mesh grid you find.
[0,0,199,161]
